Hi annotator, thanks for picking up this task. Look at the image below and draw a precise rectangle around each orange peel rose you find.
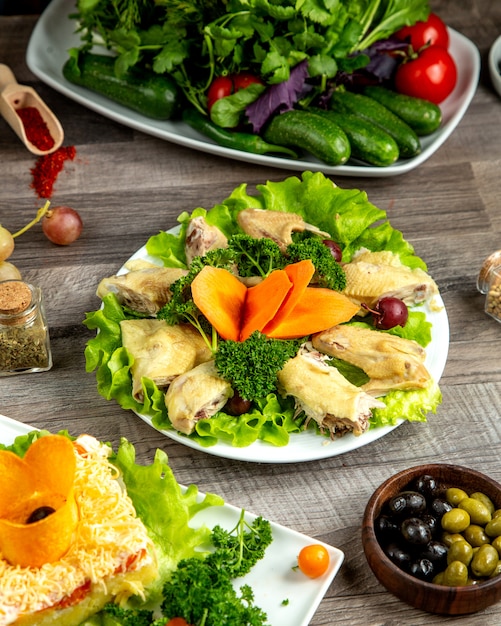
[0,434,79,568]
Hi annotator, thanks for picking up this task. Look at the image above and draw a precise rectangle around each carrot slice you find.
[0,435,79,567]
[240,269,292,342]
[191,266,247,341]
[262,259,315,335]
[265,287,359,339]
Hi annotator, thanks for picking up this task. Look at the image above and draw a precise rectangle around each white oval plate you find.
[0,414,344,626]
[489,35,501,98]
[27,0,480,177]
[121,236,449,465]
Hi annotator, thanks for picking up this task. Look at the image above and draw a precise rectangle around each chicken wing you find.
[312,324,431,396]
[185,216,228,265]
[277,347,385,437]
[97,266,187,315]
[120,320,212,401]
[165,360,233,435]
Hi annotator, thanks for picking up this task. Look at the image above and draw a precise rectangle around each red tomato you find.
[232,72,263,91]
[207,75,233,111]
[395,13,449,50]
[395,46,457,104]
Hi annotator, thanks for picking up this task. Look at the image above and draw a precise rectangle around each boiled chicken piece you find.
[277,347,385,437]
[237,208,330,252]
[342,249,439,312]
[312,324,431,396]
[120,320,212,401]
[165,360,233,435]
[185,216,228,265]
[97,266,187,315]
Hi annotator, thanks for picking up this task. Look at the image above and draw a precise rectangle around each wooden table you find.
[1,1,501,624]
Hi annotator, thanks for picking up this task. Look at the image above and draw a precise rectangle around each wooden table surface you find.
[1,1,501,624]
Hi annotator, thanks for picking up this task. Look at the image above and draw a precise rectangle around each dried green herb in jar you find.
[0,280,52,374]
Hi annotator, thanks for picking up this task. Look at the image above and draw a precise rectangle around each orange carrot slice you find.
[266,287,359,339]
[191,266,247,341]
[0,435,79,567]
[240,269,292,342]
[263,260,315,335]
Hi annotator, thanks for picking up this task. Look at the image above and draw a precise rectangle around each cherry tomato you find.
[207,75,233,111]
[166,619,191,626]
[297,544,330,579]
[395,46,457,104]
[232,72,263,91]
[395,13,450,50]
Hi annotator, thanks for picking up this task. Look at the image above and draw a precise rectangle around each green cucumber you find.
[262,110,351,166]
[363,86,442,136]
[62,53,179,120]
[310,108,399,167]
[330,90,421,159]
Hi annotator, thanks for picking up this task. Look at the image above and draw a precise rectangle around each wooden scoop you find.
[0,64,63,155]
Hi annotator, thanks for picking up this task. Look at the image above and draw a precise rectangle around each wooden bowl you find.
[362,464,501,615]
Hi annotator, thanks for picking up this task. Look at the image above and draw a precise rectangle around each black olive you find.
[26,506,56,524]
[375,514,400,539]
[384,542,412,571]
[420,513,440,536]
[401,517,432,545]
[430,497,453,518]
[409,557,435,581]
[388,490,427,517]
[422,540,448,566]
[413,474,439,499]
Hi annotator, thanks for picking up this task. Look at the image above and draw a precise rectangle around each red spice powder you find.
[16,106,55,152]
[30,146,76,199]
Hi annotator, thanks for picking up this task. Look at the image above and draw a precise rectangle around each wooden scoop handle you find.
[0,64,19,92]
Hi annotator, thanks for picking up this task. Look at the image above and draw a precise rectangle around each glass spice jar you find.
[485,265,501,324]
[0,280,52,375]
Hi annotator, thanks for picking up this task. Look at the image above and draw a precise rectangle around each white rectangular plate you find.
[26,0,480,177]
[0,414,344,626]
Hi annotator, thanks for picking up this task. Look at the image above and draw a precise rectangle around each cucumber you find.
[310,108,399,167]
[330,90,421,159]
[363,86,442,136]
[62,53,179,120]
[262,110,351,166]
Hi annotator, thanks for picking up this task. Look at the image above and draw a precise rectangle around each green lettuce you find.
[84,171,442,446]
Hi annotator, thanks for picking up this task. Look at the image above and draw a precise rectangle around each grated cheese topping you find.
[0,436,155,625]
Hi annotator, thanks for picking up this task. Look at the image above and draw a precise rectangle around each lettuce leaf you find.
[84,171,442,447]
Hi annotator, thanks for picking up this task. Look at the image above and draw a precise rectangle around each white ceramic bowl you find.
[488,35,501,98]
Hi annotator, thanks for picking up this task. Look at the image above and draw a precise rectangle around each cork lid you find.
[0,280,32,315]
[477,250,501,294]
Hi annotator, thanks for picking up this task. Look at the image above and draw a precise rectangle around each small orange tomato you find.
[166,619,191,626]
[297,544,330,578]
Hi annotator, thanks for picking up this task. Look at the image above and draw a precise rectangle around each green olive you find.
[441,532,466,547]
[442,508,471,533]
[471,544,499,577]
[446,487,468,506]
[464,524,490,547]
[447,539,473,566]
[485,517,501,538]
[433,571,445,585]
[492,536,501,556]
[493,509,501,519]
[490,561,501,579]
[443,561,469,586]
[471,492,496,515]
[458,497,492,526]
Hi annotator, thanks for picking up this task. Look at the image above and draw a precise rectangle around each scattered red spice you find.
[30,146,76,199]
[16,106,55,152]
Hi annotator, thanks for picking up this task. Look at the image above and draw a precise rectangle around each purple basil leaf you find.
[246,60,310,134]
